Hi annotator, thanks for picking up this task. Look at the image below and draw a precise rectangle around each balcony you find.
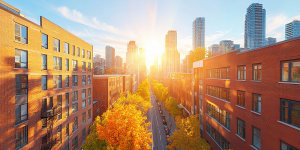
[41,138,57,150]
[41,106,61,118]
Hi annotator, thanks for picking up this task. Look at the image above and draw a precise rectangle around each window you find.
[206,103,230,130]
[53,75,62,89]
[72,60,78,71]
[72,136,78,150]
[53,38,60,52]
[66,106,69,118]
[65,75,69,88]
[15,75,28,125]
[82,89,86,99]
[77,47,80,57]
[102,82,105,88]
[66,123,69,137]
[64,42,69,54]
[73,117,78,132]
[280,141,298,150]
[88,109,91,120]
[82,128,86,141]
[72,103,78,113]
[42,33,48,49]
[281,99,300,128]
[87,51,91,59]
[88,88,91,97]
[66,93,69,105]
[57,95,62,120]
[237,91,245,107]
[88,63,91,72]
[88,97,91,106]
[237,118,245,139]
[206,85,230,102]
[281,60,300,82]
[72,91,78,102]
[252,126,261,149]
[253,94,261,113]
[72,75,78,87]
[82,49,85,58]
[42,54,47,70]
[66,59,69,71]
[88,75,91,85]
[206,122,230,150]
[82,112,86,124]
[82,62,86,72]
[15,125,28,149]
[53,56,62,71]
[73,45,75,56]
[15,49,28,68]
[253,64,261,81]
[82,75,86,86]
[82,100,86,109]
[206,67,230,79]
[42,75,47,90]
[238,66,246,80]
[15,23,27,44]
[57,124,62,143]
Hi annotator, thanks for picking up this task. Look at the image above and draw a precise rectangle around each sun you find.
[145,41,161,67]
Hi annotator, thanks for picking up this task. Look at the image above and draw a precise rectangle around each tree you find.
[165,97,182,117]
[105,68,115,74]
[189,46,206,68]
[167,115,210,150]
[115,92,152,114]
[137,78,150,102]
[160,87,169,103]
[82,116,107,150]
[97,104,152,150]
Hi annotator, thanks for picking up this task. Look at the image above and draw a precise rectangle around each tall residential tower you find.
[193,17,205,50]
[105,46,115,69]
[285,20,300,40]
[162,31,180,77]
[244,3,266,49]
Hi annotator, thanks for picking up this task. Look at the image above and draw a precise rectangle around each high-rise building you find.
[0,1,93,149]
[244,3,266,49]
[138,48,147,84]
[208,44,219,55]
[285,20,300,39]
[231,44,241,50]
[126,41,138,91]
[219,40,234,53]
[193,17,205,50]
[162,31,180,77]
[115,56,123,74]
[105,46,115,69]
[265,37,277,45]
[94,54,105,75]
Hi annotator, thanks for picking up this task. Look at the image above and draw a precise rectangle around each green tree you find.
[189,46,206,67]
[137,78,150,102]
[167,115,210,150]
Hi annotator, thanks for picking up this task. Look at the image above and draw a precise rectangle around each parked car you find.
[163,120,167,126]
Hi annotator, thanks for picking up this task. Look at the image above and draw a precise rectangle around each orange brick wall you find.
[0,6,93,150]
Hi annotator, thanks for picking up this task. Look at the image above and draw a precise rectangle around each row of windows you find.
[15,23,91,60]
[206,122,230,150]
[42,75,91,90]
[207,103,230,130]
[206,67,230,79]
[206,85,230,102]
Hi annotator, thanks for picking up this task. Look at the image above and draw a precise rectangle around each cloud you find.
[266,14,288,33]
[55,6,135,38]
[206,30,231,41]
[240,32,244,35]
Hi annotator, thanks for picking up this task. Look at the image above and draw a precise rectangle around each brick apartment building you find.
[0,1,93,150]
[161,36,300,150]
[92,75,134,120]
[192,37,300,150]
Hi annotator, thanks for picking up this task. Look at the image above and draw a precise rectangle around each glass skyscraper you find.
[244,3,266,49]
[285,20,300,40]
[193,17,205,50]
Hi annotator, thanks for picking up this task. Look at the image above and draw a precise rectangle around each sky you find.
[8,0,300,70]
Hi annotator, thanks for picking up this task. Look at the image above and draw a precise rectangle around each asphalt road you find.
[146,90,177,150]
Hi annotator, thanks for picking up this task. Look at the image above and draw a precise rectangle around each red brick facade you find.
[0,2,93,149]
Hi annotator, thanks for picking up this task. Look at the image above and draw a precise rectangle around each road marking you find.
[160,135,161,141]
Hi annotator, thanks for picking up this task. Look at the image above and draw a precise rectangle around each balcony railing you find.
[41,106,61,118]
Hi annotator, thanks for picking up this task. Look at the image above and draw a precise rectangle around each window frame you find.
[53,75,62,89]
[53,56,62,71]
[64,42,69,54]
[252,93,261,114]
[72,136,78,150]
[72,75,78,87]
[237,66,246,80]
[82,49,85,58]
[15,23,28,44]
[252,126,261,149]
[280,98,300,128]
[237,118,245,139]
[280,141,298,150]
[82,112,86,124]
[72,103,78,114]
[237,91,245,107]
[65,93,69,105]
[42,54,47,70]
[88,75,91,85]
[252,64,262,81]
[88,63,91,72]
[15,125,28,149]
[72,91,78,102]
[53,38,60,52]
[281,60,300,83]
[42,33,48,49]
[77,47,80,57]
[73,45,75,56]
[42,75,47,90]
[82,75,86,86]
[65,75,69,88]
[72,60,78,71]
[65,59,69,71]
[15,49,28,69]
[82,61,86,72]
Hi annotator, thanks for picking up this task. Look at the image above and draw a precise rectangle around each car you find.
[163,120,167,126]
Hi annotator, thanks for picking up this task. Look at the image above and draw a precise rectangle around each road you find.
[146,90,177,150]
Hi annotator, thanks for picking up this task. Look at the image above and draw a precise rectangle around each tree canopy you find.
[189,46,207,67]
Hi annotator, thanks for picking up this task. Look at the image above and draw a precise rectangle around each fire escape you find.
[40,98,62,150]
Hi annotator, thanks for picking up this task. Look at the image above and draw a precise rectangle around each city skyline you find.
[7,0,300,69]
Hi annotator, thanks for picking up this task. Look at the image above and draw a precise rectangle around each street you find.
[146,90,177,150]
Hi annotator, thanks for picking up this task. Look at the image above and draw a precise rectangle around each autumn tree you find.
[82,116,107,150]
[189,46,207,67]
[165,97,182,117]
[167,115,210,150]
[137,78,151,102]
[115,92,152,114]
[97,104,152,150]
[105,67,115,75]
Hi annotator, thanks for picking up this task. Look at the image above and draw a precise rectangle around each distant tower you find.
[208,44,219,55]
[193,17,205,50]
[163,31,180,76]
[244,3,266,49]
[285,20,300,39]
[105,46,115,68]
[219,40,234,53]
[265,37,277,45]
